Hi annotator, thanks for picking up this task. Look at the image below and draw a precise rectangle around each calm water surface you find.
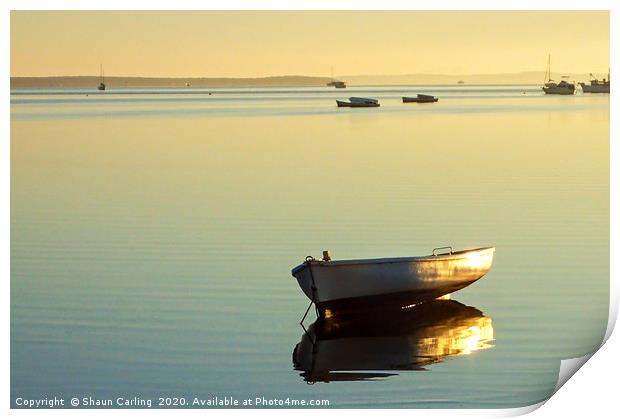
[11,86,609,408]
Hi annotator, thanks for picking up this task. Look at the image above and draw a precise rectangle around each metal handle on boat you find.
[432,246,453,256]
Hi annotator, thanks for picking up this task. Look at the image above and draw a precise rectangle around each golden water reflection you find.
[292,299,494,383]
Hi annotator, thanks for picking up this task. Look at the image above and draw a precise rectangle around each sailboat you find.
[542,54,574,95]
[326,66,346,88]
[97,64,106,91]
[580,70,610,93]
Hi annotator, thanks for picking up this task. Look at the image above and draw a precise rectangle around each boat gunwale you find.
[291,247,495,275]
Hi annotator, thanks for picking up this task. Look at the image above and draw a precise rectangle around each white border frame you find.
[3,2,617,418]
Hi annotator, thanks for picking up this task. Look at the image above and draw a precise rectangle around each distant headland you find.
[10,75,333,89]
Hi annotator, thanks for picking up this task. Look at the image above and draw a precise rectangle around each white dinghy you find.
[336,97,380,107]
[291,246,495,318]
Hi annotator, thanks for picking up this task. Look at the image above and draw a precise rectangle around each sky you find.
[10,10,610,77]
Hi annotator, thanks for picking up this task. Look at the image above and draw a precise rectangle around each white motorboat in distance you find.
[403,94,438,103]
[336,97,380,107]
[292,246,495,318]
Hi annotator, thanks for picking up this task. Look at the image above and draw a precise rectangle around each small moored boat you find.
[543,79,575,95]
[327,80,346,88]
[580,71,610,93]
[336,97,380,108]
[542,54,575,95]
[97,64,106,91]
[403,94,438,103]
[292,246,495,318]
[326,67,347,88]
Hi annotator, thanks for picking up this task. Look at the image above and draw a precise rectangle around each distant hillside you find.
[11,72,601,88]
[341,71,597,85]
[10,75,334,89]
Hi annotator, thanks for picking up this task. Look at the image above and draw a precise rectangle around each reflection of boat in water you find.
[403,94,438,103]
[336,97,380,108]
[580,72,610,93]
[292,299,494,383]
[292,247,495,318]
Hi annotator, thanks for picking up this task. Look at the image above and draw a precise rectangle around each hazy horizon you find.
[10,70,609,78]
[11,11,609,78]
[11,70,607,89]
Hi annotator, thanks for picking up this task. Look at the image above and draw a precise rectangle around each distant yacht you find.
[97,64,106,91]
[542,54,575,95]
[543,78,575,95]
[327,66,346,88]
[580,71,610,93]
[457,80,465,85]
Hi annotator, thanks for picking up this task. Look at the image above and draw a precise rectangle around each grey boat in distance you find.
[580,72,610,93]
[542,54,575,95]
[327,80,346,88]
[327,66,346,88]
[292,246,495,318]
[403,94,438,103]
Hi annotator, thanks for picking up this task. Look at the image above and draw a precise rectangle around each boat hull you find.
[336,100,379,108]
[580,82,610,93]
[542,86,574,95]
[292,247,495,316]
[403,96,438,103]
[327,81,346,88]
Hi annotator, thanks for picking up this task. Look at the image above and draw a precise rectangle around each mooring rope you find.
[299,256,320,324]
